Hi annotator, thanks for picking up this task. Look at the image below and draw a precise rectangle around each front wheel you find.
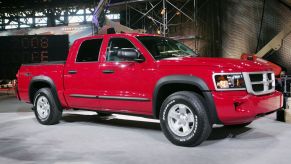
[33,88,62,125]
[159,91,212,147]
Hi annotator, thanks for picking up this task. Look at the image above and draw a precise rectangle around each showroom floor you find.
[1,94,291,164]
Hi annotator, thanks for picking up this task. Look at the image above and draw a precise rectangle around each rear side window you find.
[76,39,103,62]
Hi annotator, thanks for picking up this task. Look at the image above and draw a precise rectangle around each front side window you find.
[136,36,197,60]
[76,39,103,62]
[106,38,137,62]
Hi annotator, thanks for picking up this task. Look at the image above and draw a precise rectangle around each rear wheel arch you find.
[29,76,60,108]
[153,75,221,124]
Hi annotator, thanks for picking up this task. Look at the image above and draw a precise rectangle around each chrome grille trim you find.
[243,71,275,95]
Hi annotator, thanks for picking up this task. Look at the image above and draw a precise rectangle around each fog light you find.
[234,101,248,112]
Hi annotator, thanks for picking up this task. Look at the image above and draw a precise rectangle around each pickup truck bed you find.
[18,61,66,105]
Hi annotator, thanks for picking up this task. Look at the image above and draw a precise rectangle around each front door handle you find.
[68,70,77,74]
[102,70,114,74]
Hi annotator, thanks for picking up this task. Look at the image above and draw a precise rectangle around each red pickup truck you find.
[17,33,283,146]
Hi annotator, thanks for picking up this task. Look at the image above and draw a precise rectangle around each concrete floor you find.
[1,95,291,164]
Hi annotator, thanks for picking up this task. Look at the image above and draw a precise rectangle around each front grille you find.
[243,71,275,95]
[249,74,263,82]
[252,84,264,92]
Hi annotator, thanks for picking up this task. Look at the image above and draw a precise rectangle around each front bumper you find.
[212,90,283,125]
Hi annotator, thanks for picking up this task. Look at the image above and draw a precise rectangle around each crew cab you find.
[16,33,283,147]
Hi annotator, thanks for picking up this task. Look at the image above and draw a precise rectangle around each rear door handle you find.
[102,70,114,74]
[68,70,77,74]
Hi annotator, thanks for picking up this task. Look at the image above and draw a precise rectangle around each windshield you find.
[136,36,197,60]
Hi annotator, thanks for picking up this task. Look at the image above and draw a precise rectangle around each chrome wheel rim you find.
[36,96,50,121]
[167,104,195,137]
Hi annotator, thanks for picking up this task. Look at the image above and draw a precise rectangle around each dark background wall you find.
[163,0,291,72]
[220,0,263,58]
[157,0,291,74]
[220,0,291,72]
[260,0,291,72]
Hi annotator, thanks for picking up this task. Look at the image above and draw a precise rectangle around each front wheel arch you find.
[153,75,221,124]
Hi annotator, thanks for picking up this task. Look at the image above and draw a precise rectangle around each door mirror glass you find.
[117,48,138,60]
[117,48,145,62]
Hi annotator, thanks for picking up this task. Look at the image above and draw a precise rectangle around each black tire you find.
[96,111,112,117]
[225,122,252,128]
[33,88,62,125]
[159,91,212,147]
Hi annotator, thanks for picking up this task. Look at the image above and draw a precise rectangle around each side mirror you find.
[117,48,145,63]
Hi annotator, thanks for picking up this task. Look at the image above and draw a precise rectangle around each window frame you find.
[105,37,142,62]
[75,38,103,63]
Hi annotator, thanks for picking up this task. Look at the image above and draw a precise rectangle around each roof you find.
[76,33,158,41]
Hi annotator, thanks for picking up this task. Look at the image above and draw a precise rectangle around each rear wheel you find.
[159,91,212,147]
[33,88,62,125]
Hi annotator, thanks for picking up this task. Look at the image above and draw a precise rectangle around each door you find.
[98,37,154,115]
[64,38,104,109]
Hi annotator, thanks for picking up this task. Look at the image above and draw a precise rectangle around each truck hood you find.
[156,57,272,72]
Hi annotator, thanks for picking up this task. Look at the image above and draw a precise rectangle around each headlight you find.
[213,73,246,90]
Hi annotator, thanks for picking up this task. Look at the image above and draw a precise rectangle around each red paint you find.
[241,53,282,76]
[212,90,282,124]
[17,33,283,124]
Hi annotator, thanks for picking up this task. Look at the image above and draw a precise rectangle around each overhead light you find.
[161,9,165,15]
